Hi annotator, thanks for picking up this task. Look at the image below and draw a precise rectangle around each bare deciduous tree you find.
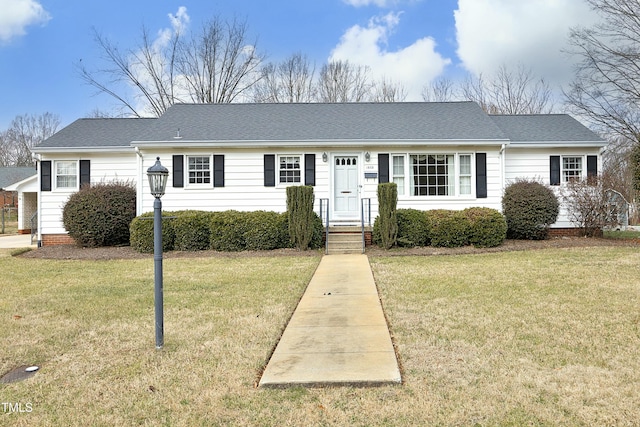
[460,64,554,114]
[601,136,634,201]
[421,77,456,102]
[252,52,316,103]
[0,113,60,166]
[177,17,264,104]
[562,176,621,235]
[370,78,407,102]
[77,14,264,117]
[565,0,640,141]
[317,60,373,103]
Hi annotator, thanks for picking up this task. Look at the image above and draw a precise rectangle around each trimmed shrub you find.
[396,209,430,247]
[286,186,316,250]
[62,181,136,247]
[463,207,507,248]
[129,211,177,253]
[173,210,214,251]
[377,183,398,249]
[244,211,289,251]
[426,209,470,248]
[308,213,325,250]
[131,209,323,253]
[502,179,559,240]
[209,210,248,252]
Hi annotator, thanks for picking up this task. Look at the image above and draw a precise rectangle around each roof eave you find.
[131,138,511,149]
[507,141,607,148]
[33,146,136,154]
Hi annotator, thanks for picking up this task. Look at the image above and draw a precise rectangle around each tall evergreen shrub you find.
[286,186,315,250]
[377,182,398,249]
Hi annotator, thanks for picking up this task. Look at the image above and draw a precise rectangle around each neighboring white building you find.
[28,102,605,246]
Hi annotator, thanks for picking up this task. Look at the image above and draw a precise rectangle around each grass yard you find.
[1,246,639,426]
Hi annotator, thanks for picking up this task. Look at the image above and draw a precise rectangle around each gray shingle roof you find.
[33,103,607,150]
[490,114,605,145]
[135,102,509,143]
[36,118,156,149]
[0,167,36,189]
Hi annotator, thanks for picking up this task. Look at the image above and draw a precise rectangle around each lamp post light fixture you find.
[147,157,169,349]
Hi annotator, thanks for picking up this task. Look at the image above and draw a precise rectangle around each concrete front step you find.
[327,232,363,254]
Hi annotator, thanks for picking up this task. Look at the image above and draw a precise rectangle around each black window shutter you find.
[305,154,316,186]
[173,155,184,188]
[378,154,389,183]
[80,160,90,187]
[264,154,276,187]
[550,156,560,186]
[41,160,52,192]
[213,155,224,187]
[475,153,487,199]
[587,155,597,178]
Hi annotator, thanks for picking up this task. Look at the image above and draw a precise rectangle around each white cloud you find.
[330,12,451,100]
[0,0,50,43]
[454,0,600,87]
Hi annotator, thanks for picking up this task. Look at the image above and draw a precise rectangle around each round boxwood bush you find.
[396,209,430,247]
[502,179,559,240]
[463,207,507,248]
[62,181,136,247]
[426,209,470,248]
[129,210,180,253]
[173,210,214,251]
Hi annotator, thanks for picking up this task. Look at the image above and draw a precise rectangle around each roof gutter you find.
[507,141,606,148]
[32,146,136,154]
[130,138,512,149]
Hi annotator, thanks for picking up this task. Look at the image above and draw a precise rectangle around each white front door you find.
[333,155,359,218]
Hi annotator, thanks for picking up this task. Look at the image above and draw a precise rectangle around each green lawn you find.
[1,247,639,426]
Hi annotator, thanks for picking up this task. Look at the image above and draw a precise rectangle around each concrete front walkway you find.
[0,234,35,249]
[259,254,402,387]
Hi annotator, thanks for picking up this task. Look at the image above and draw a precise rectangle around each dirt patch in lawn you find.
[17,237,639,260]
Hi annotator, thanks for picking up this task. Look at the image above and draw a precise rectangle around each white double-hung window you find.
[459,154,472,195]
[56,161,77,189]
[392,155,405,196]
[279,155,301,184]
[187,156,211,185]
[562,156,582,182]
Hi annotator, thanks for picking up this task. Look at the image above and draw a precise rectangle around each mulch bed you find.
[17,237,640,260]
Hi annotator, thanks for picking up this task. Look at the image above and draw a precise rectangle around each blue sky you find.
[0,0,599,129]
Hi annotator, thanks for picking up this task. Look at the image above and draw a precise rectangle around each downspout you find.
[135,147,144,216]
[499,144,506,200]
[32,153,42,247]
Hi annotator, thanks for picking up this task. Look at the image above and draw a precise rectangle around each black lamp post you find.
[147,157,169,349]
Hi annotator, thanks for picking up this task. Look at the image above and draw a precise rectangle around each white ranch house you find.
[22,102,605,246]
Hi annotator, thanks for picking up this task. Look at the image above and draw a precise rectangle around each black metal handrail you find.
[360,198,372,253]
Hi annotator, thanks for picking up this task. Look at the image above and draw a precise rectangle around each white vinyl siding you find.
[40,153,137,235]
[503,147,601,228]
